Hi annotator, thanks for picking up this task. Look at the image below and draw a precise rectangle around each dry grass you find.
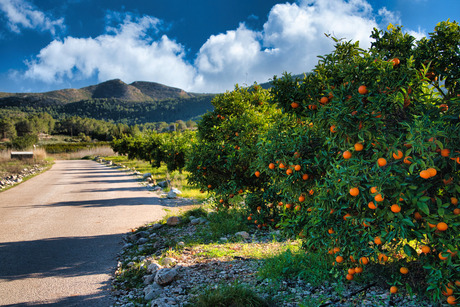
[0,148,50,178]
[49,146,115,159]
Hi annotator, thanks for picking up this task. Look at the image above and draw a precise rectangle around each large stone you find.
[154,268,178,286]
[143,172,152,179]
[166,216,181,226]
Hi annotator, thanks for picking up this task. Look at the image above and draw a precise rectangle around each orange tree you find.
[111,130,196,172]
[186,84,279,215]
[258,21,459,302]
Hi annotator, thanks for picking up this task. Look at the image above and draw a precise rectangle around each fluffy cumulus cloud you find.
[0,0,64,35]
[21,0,426,93]
[24,14,198,90]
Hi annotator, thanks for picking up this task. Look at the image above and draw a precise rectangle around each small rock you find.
[235,231,250,239]
[161,257,176,267]
[190,218,201,225]
[155,268,178,286]
[166,216,181,226]
[167,188,182,199]
[152,186,163,192]
[144,283,163,300]
[198,217,207,224]
[220,237,228,242]
[147,262,162,274]
[157,180,170,188]
[137,237,148,245]
[177,241,185,247]
[151,223,163,229]
[188,215,196,221]
[143,173,152,179]
[143,274,155,285]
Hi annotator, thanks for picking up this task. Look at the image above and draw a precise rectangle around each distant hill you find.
[0,79,216,124]
[0,79,210,103]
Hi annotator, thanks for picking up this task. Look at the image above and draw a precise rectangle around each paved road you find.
[0,160,167,306]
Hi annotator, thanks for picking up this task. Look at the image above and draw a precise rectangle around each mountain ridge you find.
[0,79,210,103]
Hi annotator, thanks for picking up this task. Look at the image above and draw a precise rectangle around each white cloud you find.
[20,0,424,93]
[24,15,198,90]
[0,0,64,35]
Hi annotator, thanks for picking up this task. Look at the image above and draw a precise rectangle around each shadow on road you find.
[30,196,163,208]
[1,292,110,307]
[0,234,121,281]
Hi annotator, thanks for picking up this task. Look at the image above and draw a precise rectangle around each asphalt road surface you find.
[0,160,168,306]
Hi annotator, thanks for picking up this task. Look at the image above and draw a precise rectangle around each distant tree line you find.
[0,95,214,125]
[0,109,198,150]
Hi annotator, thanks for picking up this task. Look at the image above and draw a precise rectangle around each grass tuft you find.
[187,282,270,307]
[258,249,332,287]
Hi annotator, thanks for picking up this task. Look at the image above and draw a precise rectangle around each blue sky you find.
[0,0,458,93]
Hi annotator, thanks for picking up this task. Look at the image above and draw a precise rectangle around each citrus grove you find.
[112,20,460,305]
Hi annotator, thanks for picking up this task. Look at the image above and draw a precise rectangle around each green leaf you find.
[417,202,430,215]
[403,244,416,257]
[419,196,430,202]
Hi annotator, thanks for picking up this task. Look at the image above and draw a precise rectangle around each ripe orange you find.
[374,194,384,202]
[391,204,401,213]
[451,197,458,205]
[343,150,352,159]
[390,58,400,66]
[392,150,403,160]
[328,228,334,234]
[330,125,337,133]
[377,158,387,167]
[285,203,292,209]
[255,171,260,177]
[333,247,340,253]
[442,284,454,296]
[403,156,412,164]
[355,267,363,273]
[343,213,352,221]
[447,296,457,305]
[414,212,422,220]
[428,222,437,228]
[390,286,398,294]
[349,187,359,197]
[370,186,378,194]
[354,143,363,151]
[247,216,252,221]
[427,168,437,177]
[400,267,409,274]
[309,189,314,195]
[441,148,451,157]
[279,163,286,169]
[439,104,449,112]
[437,222,448,231]
[454,208,460,215]
[207,184,212,189]
[336,255,344,263]
[320,96,329,104]
[358,85,368,95]
[286,168,293,175]
[299,195,305,202]
[294,205,301,211]
[374,236,383,245]
[348,268,356,275]
[294,164,301,171]
[291,101,299,108]
[302,174,309,180]
[359,257,369,265]
[378,253,388,262]
[421,245,431,254]
[368,201,377,209]
[269,163,275,169]
[420,170,431,179]
[346,273,354,280]
[439,252,449,260]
